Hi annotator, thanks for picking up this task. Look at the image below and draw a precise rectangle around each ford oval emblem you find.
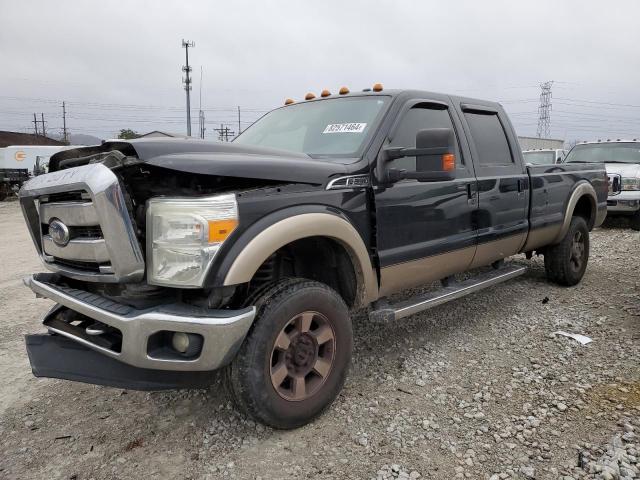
[49,219,70,247]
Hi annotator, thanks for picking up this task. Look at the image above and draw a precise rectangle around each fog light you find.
[172,332,190,353]
[171,332,204,357]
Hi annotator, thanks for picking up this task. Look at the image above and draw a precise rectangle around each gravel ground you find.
[0,201,638,480]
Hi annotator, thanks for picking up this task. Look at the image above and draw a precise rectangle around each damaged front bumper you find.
[24,273,255,389]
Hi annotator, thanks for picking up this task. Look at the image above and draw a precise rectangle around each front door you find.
[373,101,478,297]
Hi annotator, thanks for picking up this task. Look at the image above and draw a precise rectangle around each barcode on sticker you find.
[322,123,367,134]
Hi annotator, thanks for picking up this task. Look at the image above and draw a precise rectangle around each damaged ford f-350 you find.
[19,86,607,428]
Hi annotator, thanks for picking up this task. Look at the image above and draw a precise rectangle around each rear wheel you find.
[226,279,352,429]
[544,216,589,286]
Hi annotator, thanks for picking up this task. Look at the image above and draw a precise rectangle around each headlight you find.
[622,178,640,191]
[146,194,238,287]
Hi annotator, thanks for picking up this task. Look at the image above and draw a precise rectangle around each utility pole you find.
[536,80,553,138]
[214,124,235,142]
[181,39,195,136]
[198,67,205,139]
[237,106,241,136]
[40,113,47,137]
[62,101,69,144]
[33,113,39,136]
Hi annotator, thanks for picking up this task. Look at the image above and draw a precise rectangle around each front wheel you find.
[226,279,352,429]
[544,216,589,286]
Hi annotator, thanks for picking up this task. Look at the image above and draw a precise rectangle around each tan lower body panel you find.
[469,233,526,269]
[379,246,476,297]
[521,224,562,252]
[379,233,527,298]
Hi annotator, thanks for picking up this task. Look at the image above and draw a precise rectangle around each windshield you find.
[523,151,556,164]
[234,96,389,157]
[565,143,640,164]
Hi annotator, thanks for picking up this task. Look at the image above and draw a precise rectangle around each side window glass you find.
[388,105,460,172]
[463,112,513,166]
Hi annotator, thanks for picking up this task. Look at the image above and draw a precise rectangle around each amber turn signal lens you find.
[442,153,455,171]
[320,89,331,97]
[305,92,316,100]
[284,98,295,105]
[338,86,349,95]
[208,219,238,243]
[372,83,383,92]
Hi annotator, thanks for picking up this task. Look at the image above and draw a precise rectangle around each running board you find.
[369,264,527,322]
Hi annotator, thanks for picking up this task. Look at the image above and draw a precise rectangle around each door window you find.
[389,105,461,172]
[463,112,513,166]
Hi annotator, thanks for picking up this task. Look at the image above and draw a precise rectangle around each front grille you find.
[19,163,145,283]
[39,194,111,272]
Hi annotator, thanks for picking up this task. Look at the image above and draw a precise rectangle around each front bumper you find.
[24,273,255,372]
[25,334,216,390]
[607,191,640,213]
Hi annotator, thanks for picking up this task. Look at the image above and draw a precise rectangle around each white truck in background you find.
[1,145,79,200]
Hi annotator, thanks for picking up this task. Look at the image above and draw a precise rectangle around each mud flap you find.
[25,334,216,391]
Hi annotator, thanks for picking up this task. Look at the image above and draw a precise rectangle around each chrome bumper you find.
[24,274,255,371]
[607,191,640,213]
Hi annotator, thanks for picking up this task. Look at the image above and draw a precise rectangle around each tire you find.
[630,210,640,231]
[544,216,589,286]
[226,279,352,429]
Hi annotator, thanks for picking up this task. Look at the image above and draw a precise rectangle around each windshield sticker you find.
[322,123,367,134]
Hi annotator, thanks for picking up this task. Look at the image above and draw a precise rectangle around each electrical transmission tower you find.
[182,39,195,136]
[536,80,553,138]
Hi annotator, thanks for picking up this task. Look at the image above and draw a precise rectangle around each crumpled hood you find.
[49,138,351,185]
[605,162,640,179]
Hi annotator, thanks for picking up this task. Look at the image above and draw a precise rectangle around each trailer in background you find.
[0,145,80,200]
[517,136,565,151]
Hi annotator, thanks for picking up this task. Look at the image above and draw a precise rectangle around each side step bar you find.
[370,264,527,322]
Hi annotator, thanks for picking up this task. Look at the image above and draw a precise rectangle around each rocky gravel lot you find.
[0,201,638,480]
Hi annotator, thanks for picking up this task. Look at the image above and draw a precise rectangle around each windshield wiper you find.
[604,160,638,164]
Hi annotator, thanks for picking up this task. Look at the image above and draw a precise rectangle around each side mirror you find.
[378,128,456,183]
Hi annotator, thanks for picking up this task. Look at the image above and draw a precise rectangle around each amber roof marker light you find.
[320,89,331,97]
[338,86,350,95]
[284,98,295,105]
[372,83,384,92]
[305,92,316,100]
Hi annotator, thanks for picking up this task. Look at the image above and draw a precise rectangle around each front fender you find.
[205,205,378,306]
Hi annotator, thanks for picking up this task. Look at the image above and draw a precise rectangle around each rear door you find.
[455,104,529,267]
[373,100,478,296]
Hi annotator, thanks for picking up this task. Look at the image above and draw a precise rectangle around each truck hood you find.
[49,138,352,186]
[605,162,640,178]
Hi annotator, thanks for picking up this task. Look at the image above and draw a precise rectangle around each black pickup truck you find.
[19,86,607,428]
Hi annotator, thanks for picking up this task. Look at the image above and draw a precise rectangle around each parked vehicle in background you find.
[564,140,640,230]
[0,145,79,200]
[523,148,567,165]
[0,147,28,201]
[19,86,607,428]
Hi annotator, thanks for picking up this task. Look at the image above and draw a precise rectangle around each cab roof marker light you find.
[372,83,384,92]
[339,86,349,95]
[284,98,295,105]
[305,92,316,100]
[320,89,331,98]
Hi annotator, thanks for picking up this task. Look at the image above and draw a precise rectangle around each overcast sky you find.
[1,0,639,143]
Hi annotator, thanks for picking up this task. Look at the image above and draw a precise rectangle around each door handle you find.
[466,183,477,204]
[517,179,525,193]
